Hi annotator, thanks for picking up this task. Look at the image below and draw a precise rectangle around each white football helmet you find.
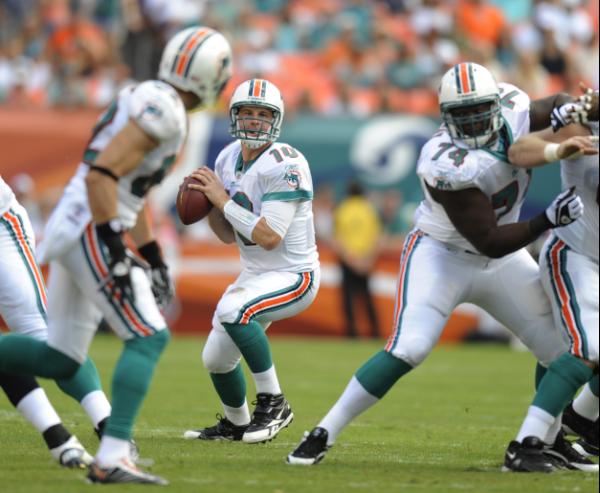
[158,26,233,108]
[229,79,284,149]
[439,62,503,149]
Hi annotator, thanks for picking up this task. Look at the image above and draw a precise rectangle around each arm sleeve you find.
[261,200,298,238]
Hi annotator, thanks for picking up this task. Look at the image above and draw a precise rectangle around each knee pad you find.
[394,335,434,368]
[202,331,241,374]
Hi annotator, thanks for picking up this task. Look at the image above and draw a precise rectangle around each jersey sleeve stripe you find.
[262,190,313,202]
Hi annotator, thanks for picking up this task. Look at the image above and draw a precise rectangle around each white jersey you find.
[555,121,599,262]
[0,176,15,216]
[38,80,187,263]
[415,83,532,252]
[215,140,319,273]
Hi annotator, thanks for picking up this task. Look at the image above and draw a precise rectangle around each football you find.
[176,176,213,225]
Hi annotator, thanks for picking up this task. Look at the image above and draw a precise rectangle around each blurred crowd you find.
[0,0,598,115]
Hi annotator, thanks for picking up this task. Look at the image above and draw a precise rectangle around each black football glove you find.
[96,220,136,306]
[138,240,175,310]
[545,187,584,227]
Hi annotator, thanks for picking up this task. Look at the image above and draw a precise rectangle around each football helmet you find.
[229,79,284,149]
[158,26,233,108]
[439,62,503,149]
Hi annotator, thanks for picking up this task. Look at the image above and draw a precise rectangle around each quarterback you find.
[0,27,233,484]
[288,63,595,471]
[183,79,320,444]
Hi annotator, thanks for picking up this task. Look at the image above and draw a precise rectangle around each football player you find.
[182,79,320,444]
[0,26,233,485]
[0,174,95,468]
[287,63,596,471]
[503,102,599,470]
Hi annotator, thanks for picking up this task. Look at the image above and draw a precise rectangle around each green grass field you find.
[0,334,597,493]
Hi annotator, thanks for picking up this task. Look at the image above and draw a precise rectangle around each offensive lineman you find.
[0,26,233,485]
[287,63,596,470]
[182,79,320,444]
[503,113,599,470]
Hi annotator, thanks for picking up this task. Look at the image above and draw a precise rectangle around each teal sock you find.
[355,350,413,399]
[223,321,272,373]
[533,353,594,417]
[210,364,246,408]
[56,357,102,402]
[0,334,79,378]
[535,363,547,390]
[105,331,170,440]
[588,374,599,397]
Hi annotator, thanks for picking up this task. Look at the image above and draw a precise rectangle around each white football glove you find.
[545,187,584,227]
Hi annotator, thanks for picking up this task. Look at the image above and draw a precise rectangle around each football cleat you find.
[543,432,599,472]
[183,414,248,441]
[50,435,93,469]
[242,393,294,444]
[502,436,558,473]
[287,427,331,465]
[87,458,168,485]
[561,404,599,456]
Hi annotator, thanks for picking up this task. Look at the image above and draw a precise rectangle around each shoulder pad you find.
[418,137,482,191]
[129,81,186,141]
[498,83,530,113]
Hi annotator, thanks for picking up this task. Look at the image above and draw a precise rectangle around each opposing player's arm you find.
[85,120,158,223]
[427,184,553,258]
[508,123,597,168]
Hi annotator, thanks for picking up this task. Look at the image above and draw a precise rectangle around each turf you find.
[0,334,597,492]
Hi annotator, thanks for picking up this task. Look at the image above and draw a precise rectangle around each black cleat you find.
[87,458,168,485]
[183,414,248,441]
[242,393,294,444]
[502,436,559,473]
[562,404,598,456]
[544,432,599,472]
[287,427,331,465]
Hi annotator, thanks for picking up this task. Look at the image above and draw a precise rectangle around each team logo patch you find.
[139,104,163,121]
[284,165,301,190]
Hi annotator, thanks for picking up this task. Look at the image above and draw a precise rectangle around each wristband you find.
[543,143,560,163]
[138,240,164,268]
[223,200,261,240]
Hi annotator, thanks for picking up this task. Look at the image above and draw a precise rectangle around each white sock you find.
[16,388,62,433]
[573,384,599,421]
[81,390,112,429]
[252,366,282,395]
[318,376,379,445]
[223,402,251,426]
[516,405,555,443]
[545,413,563,444]
[95,435,131,467]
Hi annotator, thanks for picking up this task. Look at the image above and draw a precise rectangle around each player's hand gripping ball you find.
[177,175,213,225]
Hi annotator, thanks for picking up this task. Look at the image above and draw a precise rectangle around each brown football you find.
[176,176,213,225]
